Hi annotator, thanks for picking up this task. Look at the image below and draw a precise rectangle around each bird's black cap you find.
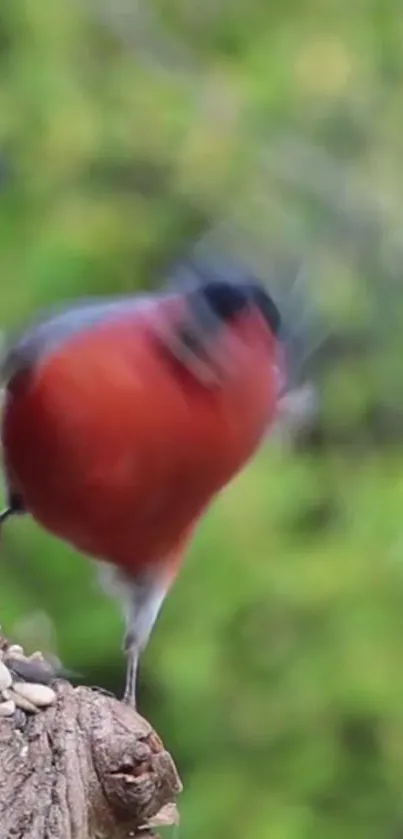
[189,280,281,337]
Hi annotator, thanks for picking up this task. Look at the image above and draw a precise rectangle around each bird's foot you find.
[122,683,137,709]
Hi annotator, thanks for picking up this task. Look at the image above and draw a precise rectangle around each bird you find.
[0,272,284,708]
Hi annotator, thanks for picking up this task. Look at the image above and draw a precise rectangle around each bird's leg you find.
[122,578,168,709]
[119,574,168,710]
[123,636,140,708]
[96,562,169,710]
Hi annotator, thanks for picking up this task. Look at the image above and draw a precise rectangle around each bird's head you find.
[187,278,281,337]
[155,277,284,388]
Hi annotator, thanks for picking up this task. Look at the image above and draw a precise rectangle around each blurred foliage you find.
[2,2,403,839]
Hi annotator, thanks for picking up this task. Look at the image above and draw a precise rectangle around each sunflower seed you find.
[0,661,12,692]
[0,699,15,716]
[12,681,56,708]
[7,645,24,658]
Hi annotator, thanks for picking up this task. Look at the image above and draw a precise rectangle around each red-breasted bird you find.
[0,275,284,707]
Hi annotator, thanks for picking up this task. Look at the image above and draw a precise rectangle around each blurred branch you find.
[0,636,182,839]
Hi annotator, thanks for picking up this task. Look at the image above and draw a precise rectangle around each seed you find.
[9,689,38,713]
[13,681,56,708]
[29,651,46,662]
[7,645,24,658]
[0,661,12,692]
[0,699,15,716]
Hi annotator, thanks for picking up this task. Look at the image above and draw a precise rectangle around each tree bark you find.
[0,680,182,838]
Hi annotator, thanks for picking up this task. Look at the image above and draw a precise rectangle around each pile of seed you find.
[0,644,56,718]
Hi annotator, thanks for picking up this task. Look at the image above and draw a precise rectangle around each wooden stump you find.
[0,681,182,838]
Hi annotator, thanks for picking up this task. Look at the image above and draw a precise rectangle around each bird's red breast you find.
[2,298,280,575]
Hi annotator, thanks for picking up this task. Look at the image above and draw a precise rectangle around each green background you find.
[1,2,403,838]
